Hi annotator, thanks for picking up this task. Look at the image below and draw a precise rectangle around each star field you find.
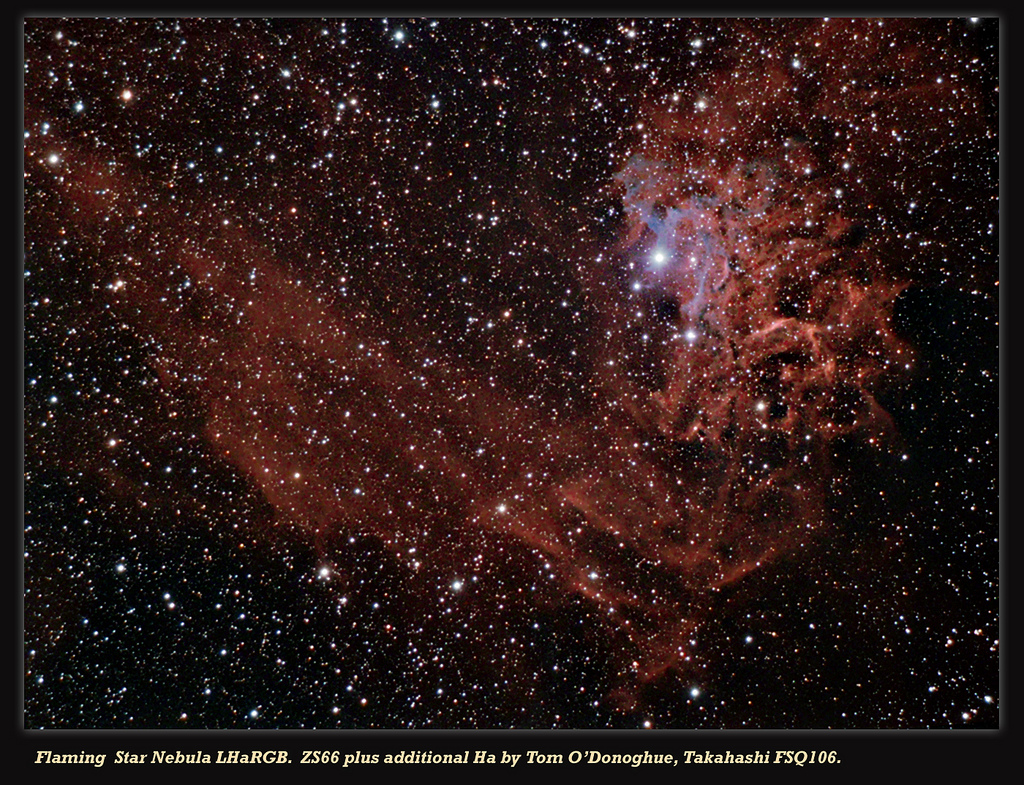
[23,17,998,729]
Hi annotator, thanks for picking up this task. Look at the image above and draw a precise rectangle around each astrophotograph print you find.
[24,16,998,730]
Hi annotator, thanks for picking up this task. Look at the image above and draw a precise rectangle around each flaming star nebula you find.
[24,18,997,729]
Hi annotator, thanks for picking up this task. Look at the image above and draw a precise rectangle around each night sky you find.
[23,16,999,731]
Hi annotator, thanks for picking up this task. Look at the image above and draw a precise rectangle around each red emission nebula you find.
[24,17,997,725]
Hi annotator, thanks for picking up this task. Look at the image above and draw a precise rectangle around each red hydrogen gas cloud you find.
[24,17,992,717]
